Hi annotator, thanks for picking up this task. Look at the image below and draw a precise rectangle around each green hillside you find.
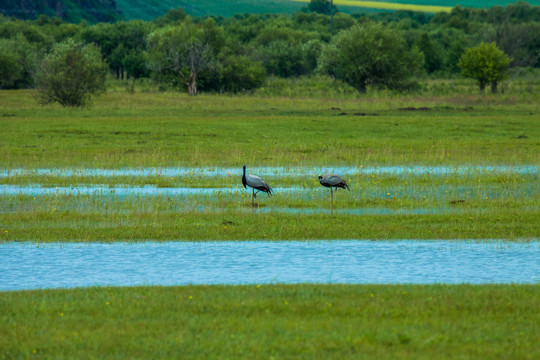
[0,0,123,23]
[117,0,540,20]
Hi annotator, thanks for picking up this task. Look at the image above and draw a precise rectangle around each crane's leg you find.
[330,188,334,215]
[252,189,255,206]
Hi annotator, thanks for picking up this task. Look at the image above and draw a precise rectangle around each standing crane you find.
[318,174,350,204]
[242,165,273,206]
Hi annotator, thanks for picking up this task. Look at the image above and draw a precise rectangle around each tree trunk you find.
[479,80,486,93]
[188,71,198,96]
[355,81,367,94]
[130,77,136,94]
[491,81,498,94]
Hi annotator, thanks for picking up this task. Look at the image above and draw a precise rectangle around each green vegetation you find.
[0,88,538,241]
[146,19,226,95]
[319,22,423,92]
[1,3,538,359]
[35,38,108,107]
[1,285,539,359]
[114,1,540,19]
[298,0,452,13]
[0,0,123,23]
[0,88,538,168]
[459,42,511,93]
[1,2,540,96]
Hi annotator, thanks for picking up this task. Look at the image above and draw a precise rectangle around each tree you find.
[308,0,338,15]
[153,7,187,26]
[257,40,306,77]
[35,38,108,107]
[458,42,511,93]
[123,49,149,93]
[319,22,423,93]
[416,32,443,74]
[220,55,266,93]
[0,34,38,89]
[147,19,225,96]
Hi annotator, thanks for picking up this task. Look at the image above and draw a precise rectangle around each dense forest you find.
[0,1,539,97]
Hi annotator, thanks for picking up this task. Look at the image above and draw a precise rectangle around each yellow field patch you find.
[291,0,452,13]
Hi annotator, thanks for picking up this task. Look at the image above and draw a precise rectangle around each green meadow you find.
[1,80,539,358]
[0,82,539,242]
[1,285,539,359]
[1,84,538,169]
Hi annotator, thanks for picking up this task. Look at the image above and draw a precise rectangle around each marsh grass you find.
[0,84,538,241]
[1,204,537,241]
[1,284,538,359]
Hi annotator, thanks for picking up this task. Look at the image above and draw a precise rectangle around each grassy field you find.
[1,284,539,359]
[0,82,539,359]
[0,83,538,242]
[292,0,451,13]
[0,87,538,169]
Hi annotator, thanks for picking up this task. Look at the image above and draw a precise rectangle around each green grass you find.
[0,86,538,169]
[0,82,538,241]
[0,81,539,358]
[1,285,539,359]
[2,202,538,241]
[292,0,452,13]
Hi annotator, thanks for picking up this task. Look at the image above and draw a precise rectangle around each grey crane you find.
[242,165,273,205]
[318,174,350,203]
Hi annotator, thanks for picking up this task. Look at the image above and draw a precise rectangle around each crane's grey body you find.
[318,174,350,191]
[318,174,349,205]
[242,165,273,204]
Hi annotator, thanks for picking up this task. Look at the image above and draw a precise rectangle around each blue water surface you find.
[1,165,537,178]
[1,240,538,291]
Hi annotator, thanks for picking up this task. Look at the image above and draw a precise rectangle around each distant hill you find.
[116,0,540,20]
[2,0,539,22]
[0,0,123,23]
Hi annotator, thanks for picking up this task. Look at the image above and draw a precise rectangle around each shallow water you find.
[1,240,538,291]
[1,165,537,178]
[0,183,533,200]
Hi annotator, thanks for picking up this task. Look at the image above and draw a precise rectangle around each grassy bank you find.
[1,284,538,359]
[2,206,538,241]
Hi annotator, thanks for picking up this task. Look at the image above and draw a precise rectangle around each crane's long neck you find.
[242,167,247,188]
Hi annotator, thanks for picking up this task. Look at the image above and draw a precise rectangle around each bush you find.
[0,34,38,89]
[35,38,108,107]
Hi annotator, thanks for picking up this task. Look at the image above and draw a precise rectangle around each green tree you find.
[0,34,38,89]
[35,38,107,107]
[257,40,306,77]
[153,7,187,26]
[147,19,225,95]
[458,42,511,93]
[416,32,443,74]
[319,22,423,93]
[220,55,266,93]
[123,49,149,93]
[308,0,337,15]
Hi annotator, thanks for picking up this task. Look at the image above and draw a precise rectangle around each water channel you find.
[1,240,538,291]
[1,165,537,178]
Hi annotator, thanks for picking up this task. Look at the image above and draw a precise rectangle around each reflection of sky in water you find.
[1,240,538,291]
[0,183,535,200]
[1,165,538,178]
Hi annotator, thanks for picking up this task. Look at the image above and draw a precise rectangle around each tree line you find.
[0,1,538,105]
